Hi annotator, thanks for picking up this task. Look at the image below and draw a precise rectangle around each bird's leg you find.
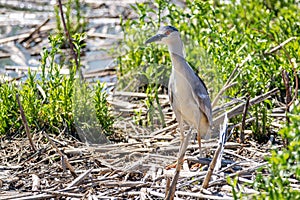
[165,129,192,200]
[197,131,203,157]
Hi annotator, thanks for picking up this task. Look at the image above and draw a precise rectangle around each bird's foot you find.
[165,158,186,170]
[165,162,177,170]
[190,163,202,171]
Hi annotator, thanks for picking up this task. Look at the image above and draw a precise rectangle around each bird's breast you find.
[169,70,202,126]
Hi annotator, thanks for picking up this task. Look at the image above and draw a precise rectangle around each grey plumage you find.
[145,25,212,199]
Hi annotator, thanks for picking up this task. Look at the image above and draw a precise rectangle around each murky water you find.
[0,0,125,82]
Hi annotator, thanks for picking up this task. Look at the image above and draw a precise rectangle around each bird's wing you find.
[193,79,213,126]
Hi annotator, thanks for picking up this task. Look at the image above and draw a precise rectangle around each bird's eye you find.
[165,31,171,35]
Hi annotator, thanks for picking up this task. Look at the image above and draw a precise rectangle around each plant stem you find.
[57,0,84,80]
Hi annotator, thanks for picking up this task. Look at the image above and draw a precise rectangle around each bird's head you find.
[145,25,180,45]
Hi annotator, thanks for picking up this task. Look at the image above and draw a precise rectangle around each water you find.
[0,0,122,83]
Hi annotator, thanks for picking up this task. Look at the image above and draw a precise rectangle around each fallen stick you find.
[65,168,93,189]
[202,113,228,189]
[0,26,53,45]
[19,18,50,44]
[175,191,233,200]
[213,87,279,127]
[42,130,77,178]
[264,37,297,55]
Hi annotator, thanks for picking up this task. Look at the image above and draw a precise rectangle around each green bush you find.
[228,105,300,199]
[0,83,19,134]
[0,35,75,135]
[73,80,114,142]
[0,0,114,138]
[253,104,300,199]
[94,81,114,136]
[0,34,114,138]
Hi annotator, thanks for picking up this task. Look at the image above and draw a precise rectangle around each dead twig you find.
[240,95,250,143]
[57,0,83,80]
[287,58,298,108]
[201,143,222,189]
[16,94,36,151]
[0,26,53,45]
[175,191,233,200]
[282,70,292,147]
[209,162,268,187]
[19,18,50,44]
[202,114,228,189]
[213,87,279,126]
[42,130,77,178]
[212,54,252,108]
[263,36,298,108]
[264,37,297,55]
[65,168,93,189]
[282,70,292,107]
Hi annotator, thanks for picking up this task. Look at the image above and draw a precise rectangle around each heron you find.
[145,25,212,199]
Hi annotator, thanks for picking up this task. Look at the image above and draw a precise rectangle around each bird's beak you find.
[145,34,166,44]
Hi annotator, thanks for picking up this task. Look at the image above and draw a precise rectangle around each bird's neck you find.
[168,39,186,74]
[167,39,185,59]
